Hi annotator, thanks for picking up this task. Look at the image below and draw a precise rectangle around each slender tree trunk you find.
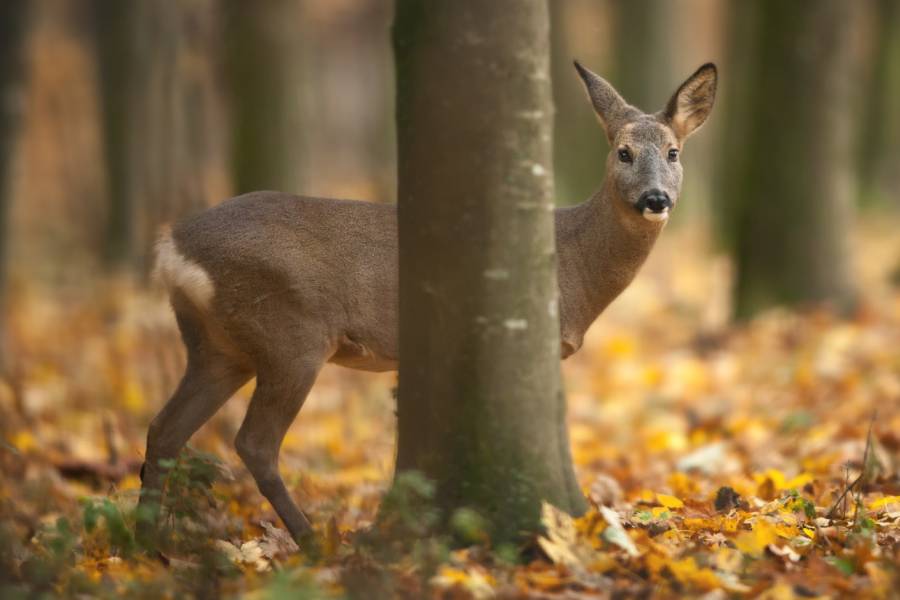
[858,0,900,206]
[394,0,585,543]
[93,0,229,273]
[609,0,674,112]
[719,0,861,318]
[223,0,305,195]
[0,1,29,373]
[549,0,610,206]
[92,0,136,269]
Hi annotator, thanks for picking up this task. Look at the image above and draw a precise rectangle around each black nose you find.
[637,189,672,213]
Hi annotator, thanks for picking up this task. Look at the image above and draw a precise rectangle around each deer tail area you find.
[153,227,215,312]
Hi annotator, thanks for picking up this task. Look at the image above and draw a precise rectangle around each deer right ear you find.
[574,60,633,142]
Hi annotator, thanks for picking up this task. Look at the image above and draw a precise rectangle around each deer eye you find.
[667,148,679,162]
[617,148,632,163]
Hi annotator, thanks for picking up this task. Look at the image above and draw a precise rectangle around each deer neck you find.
[556,180,664,343]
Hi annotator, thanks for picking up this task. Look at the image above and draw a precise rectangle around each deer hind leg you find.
[234,351,326,543]
[138,297,252,535]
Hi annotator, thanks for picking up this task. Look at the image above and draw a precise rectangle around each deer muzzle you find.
[636,189,672,222]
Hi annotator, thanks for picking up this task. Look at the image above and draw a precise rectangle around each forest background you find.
[1,1,899,598]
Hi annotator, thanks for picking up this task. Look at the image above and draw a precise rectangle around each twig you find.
[826,412,876,520]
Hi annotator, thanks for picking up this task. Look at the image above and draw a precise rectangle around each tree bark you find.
[719,0,861,318]
[394,0,585,543]
[93,0,229,273]
[0,1,29,373]
[223,0,305,195]
[858,0,900,206]
[609,0,674,112]
[549,0,610,206]
[92,0,136,269]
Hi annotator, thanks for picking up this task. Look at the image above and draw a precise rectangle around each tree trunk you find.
[858,0,900,206]
[394,0,585,543]
[549,0,611,206]
[223,0,305,195]
[0,0,29,373]
[93,0,229,273]
[92,0,136,269]
[609,0,674,112]
[719,0,861,318]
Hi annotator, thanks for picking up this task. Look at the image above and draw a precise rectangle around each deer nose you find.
[638,189,672,213]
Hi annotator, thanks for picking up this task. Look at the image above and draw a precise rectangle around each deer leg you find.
[137,358,251,534]
[234,356,324,542]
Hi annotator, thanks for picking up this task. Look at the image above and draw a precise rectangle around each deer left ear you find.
[662,63,717,140]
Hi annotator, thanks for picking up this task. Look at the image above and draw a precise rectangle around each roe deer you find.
[139,62,717,543]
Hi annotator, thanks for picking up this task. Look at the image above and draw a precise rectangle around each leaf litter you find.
[1,223,899,597]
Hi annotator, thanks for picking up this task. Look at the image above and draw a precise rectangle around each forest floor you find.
[1,220,899,599]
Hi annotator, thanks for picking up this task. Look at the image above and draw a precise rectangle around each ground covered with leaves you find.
[1,222,899,599]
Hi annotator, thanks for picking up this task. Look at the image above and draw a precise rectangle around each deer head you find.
[574,61,717,224]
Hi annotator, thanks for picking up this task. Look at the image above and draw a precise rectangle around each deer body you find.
[139,62,717,543]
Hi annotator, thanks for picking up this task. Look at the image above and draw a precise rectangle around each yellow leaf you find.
[656,493,684,509]
[604,334,636,357]
[668,556,721,591]
[122,379,145,413]
[11,431,36,453]
[667,472,698,497]
[869,495,900,510]
[734,519,778,557]
[784,472,814,490]
[431,566,495,598]
[651,506,671,519]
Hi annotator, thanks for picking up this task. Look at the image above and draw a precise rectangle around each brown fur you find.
[138,62,717,542]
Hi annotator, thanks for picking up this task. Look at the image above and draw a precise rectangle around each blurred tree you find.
[92,0,229,273]
[718,0,861,318]
[223,0,305,195]
[609,0,674,112]
[859,0,900,206]
[92,0,135,269]
[550,0,610,206]
[393,0,585,542]
[0,0,29,372]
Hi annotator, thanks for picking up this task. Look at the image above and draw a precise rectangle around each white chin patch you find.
[642,208,670,223]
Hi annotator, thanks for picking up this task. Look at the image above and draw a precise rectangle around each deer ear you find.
[662,63,717,140]
[574,60,634,142]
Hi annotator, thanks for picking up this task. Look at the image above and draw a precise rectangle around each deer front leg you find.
[234,355,324,543]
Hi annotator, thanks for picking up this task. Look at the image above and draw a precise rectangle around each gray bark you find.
[394,0,585,543]
[719,0,861,317]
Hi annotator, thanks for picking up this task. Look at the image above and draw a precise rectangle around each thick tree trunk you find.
[394,0,585,542]
[223,0,305,195]
[719,0,861,318]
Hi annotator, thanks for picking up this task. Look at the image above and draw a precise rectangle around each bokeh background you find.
[1,1,899,596]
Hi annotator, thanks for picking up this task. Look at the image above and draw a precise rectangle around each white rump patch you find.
[642,208,670,223]
[154,229,214,310]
